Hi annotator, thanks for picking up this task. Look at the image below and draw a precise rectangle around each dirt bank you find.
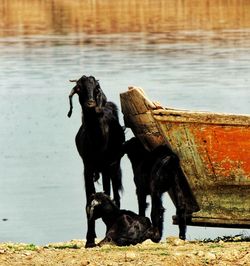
[0,237,249,266]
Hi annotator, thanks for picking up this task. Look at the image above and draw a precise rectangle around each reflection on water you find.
[0,0,249,244]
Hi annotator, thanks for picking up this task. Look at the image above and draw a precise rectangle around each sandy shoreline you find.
[0,237,249,265]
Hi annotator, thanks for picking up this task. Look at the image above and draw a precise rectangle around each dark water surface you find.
[0,1,249,244]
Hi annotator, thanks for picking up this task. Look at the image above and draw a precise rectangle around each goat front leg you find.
[137,189,147,217]
[151,193,164,242]
[85,217,97,248]
[110,164,122,208]
[84,168,97,248]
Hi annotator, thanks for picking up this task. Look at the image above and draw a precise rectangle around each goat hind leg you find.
[84,168,97,248]
[176,207,186,240]
[102,171,111,196]
[110,165,122,208]
[172,178,187,240]
[97,236,115,247]
[137,190,147,216]
[151,193,164,242]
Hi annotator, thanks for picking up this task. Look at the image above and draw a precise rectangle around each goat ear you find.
[95,82,107,107]
[67,88,75,118]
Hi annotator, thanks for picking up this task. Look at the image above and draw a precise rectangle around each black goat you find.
[68,75,125,247]
[123,137,199,241]
[87,192,158,246]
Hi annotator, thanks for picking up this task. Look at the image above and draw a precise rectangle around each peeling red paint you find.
[190,125,250,181]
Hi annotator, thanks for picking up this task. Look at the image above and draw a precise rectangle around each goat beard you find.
[95,106,104,114]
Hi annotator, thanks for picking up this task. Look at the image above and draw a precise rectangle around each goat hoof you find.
[85,242,97,248]
[151,238,160,243]
[151,236,161,243]
[150,228,161,243]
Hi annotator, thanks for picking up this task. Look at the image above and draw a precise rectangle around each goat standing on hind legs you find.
[67,75,125,248]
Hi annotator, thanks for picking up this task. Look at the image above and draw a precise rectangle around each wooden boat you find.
[120,87,250,228]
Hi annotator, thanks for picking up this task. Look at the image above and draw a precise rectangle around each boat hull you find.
[120,87,250,227]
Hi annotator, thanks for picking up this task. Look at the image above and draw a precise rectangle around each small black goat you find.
[68,75,125,247]
[123,137,199,241]
[87,192,158,246]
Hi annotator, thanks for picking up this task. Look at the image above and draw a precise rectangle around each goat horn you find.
[67,88,75,118]
[69,79,78,82]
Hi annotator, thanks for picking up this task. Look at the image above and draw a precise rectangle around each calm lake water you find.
[0,0,249,245]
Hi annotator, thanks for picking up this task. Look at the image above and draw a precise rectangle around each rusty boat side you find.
[120,87,250,228]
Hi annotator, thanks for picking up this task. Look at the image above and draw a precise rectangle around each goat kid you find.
[87,192,159,246]
[68,75,125,247]
[123,137,199,241]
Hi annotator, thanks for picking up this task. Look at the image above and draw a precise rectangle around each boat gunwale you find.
[152,109,250,126]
